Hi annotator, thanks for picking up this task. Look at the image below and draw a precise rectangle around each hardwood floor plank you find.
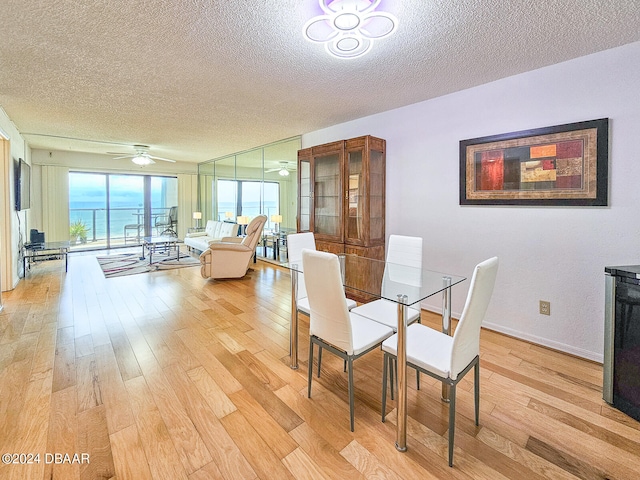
[105,321,143,382]
[253,349,308,392]
[282,447,334,480]
[493,402,640,479]
[188,461,227,480]
[475,427,578,480]
[110,424,154,480]
[174,328,243,394]
[236,349,287,392]
[163,363,258,480]
[186,365,237,418]
[340,440,406,480]
[229,387,298,459]
[220,410,296,480]
[52,342,77,393]
[77,405,116,480]
[127,326,213,475]
[124,375,190,480]
[74,333,95,358]
[93,343,135,435]
[7,372,53,480]
[274,384,355,451]
[209,341,304,432]
[527,397,640,457]
[76,354,103,413]
[288,423,365,480]
[44,386,79,480]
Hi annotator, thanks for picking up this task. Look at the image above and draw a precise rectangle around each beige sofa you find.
[200,215,267,279]
[184,220,239,252]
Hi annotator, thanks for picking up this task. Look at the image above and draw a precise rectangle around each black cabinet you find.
[604,265,640,421]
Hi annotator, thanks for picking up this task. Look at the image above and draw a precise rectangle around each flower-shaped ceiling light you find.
[303,0,398,59]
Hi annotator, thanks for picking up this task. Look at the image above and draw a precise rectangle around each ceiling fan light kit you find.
[303,0,397,59]
[107,144,177,165]
[131,154,154,165]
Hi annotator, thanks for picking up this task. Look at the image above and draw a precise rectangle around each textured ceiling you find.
[1,0,639,164]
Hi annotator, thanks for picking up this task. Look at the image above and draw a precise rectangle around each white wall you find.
[0,107,28,291]
[302,41,640,362]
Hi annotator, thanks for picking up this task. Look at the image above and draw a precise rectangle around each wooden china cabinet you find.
[297,135,386,299]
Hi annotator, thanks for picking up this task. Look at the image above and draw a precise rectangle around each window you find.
[217,179,280,226]
[69,172,178,248]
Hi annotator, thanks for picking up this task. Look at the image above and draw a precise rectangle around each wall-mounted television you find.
[15,158,31,211]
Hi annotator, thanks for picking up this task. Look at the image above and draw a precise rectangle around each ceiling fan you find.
[106,145,177,165]
[266,162,293,176]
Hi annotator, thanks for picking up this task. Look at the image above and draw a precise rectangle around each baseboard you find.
[482,321,603,363]
[420,302,603,364]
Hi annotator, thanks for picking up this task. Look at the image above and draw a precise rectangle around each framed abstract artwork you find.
[460,118,609,206]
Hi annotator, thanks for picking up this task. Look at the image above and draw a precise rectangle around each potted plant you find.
[69,220,89,244]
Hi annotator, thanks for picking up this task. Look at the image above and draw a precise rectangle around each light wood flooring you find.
[1,251,639,479]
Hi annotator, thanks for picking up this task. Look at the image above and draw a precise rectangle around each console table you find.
[23,241,70,276]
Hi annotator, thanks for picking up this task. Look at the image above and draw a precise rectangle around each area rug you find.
[96,251,200,278]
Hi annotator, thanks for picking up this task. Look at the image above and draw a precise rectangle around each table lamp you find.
[270,214,282,233]
[192,211,202,228]
[225,211,234,222]
[237,215,249,235]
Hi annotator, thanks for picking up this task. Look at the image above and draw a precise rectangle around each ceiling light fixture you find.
[303,0,397,59]
[131,154,154,166]
[279,167,290,176]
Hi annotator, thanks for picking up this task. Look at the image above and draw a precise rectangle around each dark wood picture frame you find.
[460,118,609,206]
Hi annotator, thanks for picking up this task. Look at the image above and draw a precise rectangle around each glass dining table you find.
[285,253,466,452]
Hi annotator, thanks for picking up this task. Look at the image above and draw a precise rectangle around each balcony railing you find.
[69,207,171,249]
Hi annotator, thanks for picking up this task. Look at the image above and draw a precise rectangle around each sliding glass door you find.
[109,175,144,246]
[69,172,177,249]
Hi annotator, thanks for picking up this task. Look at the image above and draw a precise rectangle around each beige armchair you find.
[199,215,267,279]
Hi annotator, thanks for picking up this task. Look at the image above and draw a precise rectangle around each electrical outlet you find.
[539,300,550,316]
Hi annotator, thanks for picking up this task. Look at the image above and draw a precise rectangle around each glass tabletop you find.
[142,236,178,244]
[285,254,466,306]
[24,241,70,251]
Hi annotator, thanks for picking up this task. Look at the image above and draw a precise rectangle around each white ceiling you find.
[1,0,639,164]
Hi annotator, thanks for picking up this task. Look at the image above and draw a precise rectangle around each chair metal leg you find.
[416,315,421,389]
[308,339,314,398]
[381,353,388,422]
[348,357,355,432]
[448,383,456,467]
[474,361,480,426]
[317,347,323,378]
[389,355,395,400]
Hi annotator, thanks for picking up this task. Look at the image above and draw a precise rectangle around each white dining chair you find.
[303,249,394,431]
[351,235,423,390]
[381,256,498,466]
[351,234,423,329]
[287,232,357,321]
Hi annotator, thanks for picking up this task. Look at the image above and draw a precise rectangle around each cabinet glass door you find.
[299,158,311,231]
[346,149,364,243]
[369,147,385,243]
[314,153,341,238]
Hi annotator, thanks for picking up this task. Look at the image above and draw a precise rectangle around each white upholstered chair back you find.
[240,215,267,248]
[302,249,354,355]
[382,234,423,299]
[450,256,499,379]
[287,232,316,301]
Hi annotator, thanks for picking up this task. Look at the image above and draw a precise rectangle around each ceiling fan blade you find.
[149,155,176,163]
[110,155,133,160]
[265,168,280,173]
